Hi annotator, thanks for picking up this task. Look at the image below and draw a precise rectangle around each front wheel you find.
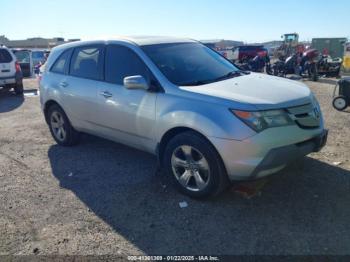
[163,131,229,198]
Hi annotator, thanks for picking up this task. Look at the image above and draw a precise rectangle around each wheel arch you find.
[43,100,62,124]
[157,126,225,171]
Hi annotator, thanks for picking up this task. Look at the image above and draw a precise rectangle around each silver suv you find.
[40,37,327,198]
[0,45,23,95]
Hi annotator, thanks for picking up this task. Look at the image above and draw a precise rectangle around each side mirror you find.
[123,75,149,90]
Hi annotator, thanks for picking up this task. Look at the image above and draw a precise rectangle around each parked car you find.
[32,50,47,66]
[0,45,23,94]
[12,49,33,77]
[40,37,327,198]
[232,45,268,63]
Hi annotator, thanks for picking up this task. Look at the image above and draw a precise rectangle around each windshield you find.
[142,42,240,86]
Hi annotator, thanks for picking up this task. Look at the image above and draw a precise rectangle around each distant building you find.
[0,35,80,49]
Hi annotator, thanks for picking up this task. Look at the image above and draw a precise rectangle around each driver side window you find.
[105,45,150,85]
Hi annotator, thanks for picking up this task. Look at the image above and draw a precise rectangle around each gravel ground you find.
[0,77,350,256]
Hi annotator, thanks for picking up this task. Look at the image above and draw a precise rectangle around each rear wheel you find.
[163,131,229,198]
[332,96,348,111]
[47,105,80,146]
[3,84,12,92]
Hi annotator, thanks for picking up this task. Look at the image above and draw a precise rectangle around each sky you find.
[2,0,349,43]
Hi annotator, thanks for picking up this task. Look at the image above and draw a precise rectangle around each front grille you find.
[286,103,321,129]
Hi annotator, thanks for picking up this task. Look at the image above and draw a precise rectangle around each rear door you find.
[0,48,15,80]
[60,45,104,131]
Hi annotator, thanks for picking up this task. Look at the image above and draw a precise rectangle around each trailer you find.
[311,38,347,58]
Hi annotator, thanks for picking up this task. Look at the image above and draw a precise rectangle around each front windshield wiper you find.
[211,70,245,82]
[180,70,249,86]
[180,80,209,86]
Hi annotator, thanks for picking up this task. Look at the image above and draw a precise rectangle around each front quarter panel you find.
[155,93,256,141]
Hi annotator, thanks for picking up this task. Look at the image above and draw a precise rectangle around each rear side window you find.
[0,49,13,63]
[105,45,149,85]
[70,46,103,80]
[51,49,72,74]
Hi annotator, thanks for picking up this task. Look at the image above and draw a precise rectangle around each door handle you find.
[59,81,68,88]
[100,91,113,98]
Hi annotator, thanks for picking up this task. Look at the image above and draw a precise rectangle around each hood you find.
[180,73,312,110]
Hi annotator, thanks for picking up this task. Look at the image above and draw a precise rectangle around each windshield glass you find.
[142,42,240,86]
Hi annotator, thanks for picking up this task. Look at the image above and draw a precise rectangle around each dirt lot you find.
[0,77,350,256]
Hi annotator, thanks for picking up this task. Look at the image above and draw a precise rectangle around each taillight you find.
[15,61,21,72]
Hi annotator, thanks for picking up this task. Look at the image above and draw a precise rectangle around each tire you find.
[332,96,348,111]
[14,82,24,95]
[163,131,229,198]
[47,104,80,146]
[3,84,12,92]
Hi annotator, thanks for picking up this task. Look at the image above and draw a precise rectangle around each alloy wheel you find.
[50,111,66,142]
[171,145,210,192]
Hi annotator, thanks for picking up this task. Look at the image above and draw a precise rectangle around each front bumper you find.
[209,125,328,181]
[250,129,327,178]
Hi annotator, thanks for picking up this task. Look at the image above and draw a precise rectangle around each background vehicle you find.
[333,77,350,111]
[274,33,305,59]
[216,48,234,61]
[311,37,347,58]
[317,55,342,77]
[0,45,23,94]
[32,50,47,67]
[272,54,299,77]
[40,37,327,198]
[12,49,33,77]
[272,49,319,81]
[232,45,267,63]
[239,52,271,73]
[302,49,319,81]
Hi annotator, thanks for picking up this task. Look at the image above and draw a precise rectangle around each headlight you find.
[231,109,294,132]
[310,93,320,108]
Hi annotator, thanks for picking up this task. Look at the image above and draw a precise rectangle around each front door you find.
[95,44,157,152]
